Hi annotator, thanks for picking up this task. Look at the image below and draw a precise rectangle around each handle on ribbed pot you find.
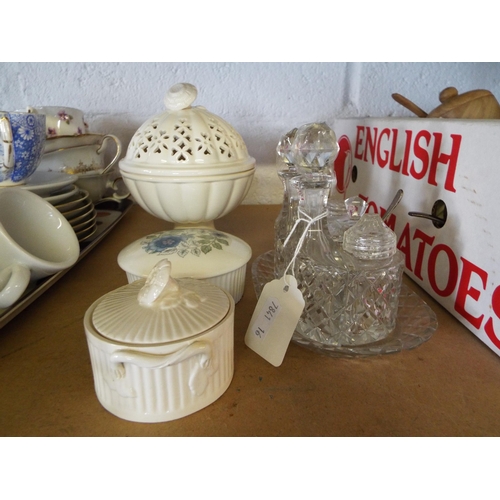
[110,340,213,396]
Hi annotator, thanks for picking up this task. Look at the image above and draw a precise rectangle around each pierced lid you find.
[121,83,254,172]
[91,259,230,345]
[343,213,397,260]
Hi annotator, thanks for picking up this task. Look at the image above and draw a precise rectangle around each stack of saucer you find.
[20,172,97,243]
[51,188,97,243]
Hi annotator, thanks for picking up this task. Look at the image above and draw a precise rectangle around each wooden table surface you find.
[2,203,500,437]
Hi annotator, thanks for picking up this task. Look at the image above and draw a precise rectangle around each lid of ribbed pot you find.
[121,82,253,170]
[91,259,230,345]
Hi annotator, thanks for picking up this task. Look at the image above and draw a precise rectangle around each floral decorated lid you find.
[91,259,231,345]
[117,228,252,280]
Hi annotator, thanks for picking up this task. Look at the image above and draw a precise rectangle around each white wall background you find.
[2,62,499,203]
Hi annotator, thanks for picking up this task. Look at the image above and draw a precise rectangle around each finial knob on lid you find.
[164,83,198,111]
[138,259,180,307]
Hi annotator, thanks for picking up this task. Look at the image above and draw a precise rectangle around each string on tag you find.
[282,208,328,286]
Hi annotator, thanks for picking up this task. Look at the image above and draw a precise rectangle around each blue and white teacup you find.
[0,111,46,185]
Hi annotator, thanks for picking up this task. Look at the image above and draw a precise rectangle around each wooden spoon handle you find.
[391,93,428,117]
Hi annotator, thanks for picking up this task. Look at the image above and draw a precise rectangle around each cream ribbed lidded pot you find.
[119,83,256,227]
[84,259,235,423]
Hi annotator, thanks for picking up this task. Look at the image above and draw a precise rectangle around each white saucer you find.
[20,172,79,196]
[67,205,95,227]
[77,224,97,242]
[54,188,90,213]
[60,199,93,220]
[73,211,97,233]
[43,184,79,204]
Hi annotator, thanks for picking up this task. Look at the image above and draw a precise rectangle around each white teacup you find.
[38,134,122,175]
[27,106,88,137]
[0,188,80,308]
[75,170,130,204]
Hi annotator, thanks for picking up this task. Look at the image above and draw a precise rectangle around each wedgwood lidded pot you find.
[118,82,256,227]
[117,227,251,303]
[84,259,235,423]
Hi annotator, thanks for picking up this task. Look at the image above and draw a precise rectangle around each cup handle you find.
[97,134,122,173]
[0,113,14,171]
[110,176,130,201]
[0,264,31,309]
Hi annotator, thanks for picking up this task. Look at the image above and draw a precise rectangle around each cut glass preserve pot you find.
[341,213,405,345]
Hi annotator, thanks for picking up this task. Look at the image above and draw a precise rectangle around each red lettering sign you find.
[412,229,435,280]
[455,258,487,329]
[353,126,461,193]
[485,285,500,349]
[428,243,458,297]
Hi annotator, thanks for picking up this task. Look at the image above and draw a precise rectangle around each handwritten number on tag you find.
[252,298,280,340]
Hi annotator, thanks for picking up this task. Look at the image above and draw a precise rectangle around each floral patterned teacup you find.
[0,111,46,185]
[27,106,89,138]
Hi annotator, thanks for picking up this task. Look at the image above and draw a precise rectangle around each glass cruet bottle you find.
[274,128,300,278]
[287,122,349,345]
[291,172,350,345]
[341,213,405,345]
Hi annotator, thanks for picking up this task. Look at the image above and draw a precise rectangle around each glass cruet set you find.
[273,122,405,347]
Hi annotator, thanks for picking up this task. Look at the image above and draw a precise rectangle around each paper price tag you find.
[245,275,305,367]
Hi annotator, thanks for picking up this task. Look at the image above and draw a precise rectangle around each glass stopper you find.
[276,128,298,168]
[344,196,368,221]
[291,122,339,174]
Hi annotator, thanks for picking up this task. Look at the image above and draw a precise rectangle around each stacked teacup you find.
[27,107,130,244]
[0,110,80,309]
[31,106,129,206]
[0,110,46,186]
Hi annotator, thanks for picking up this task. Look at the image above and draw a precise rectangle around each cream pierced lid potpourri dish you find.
[119,82,255,228]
